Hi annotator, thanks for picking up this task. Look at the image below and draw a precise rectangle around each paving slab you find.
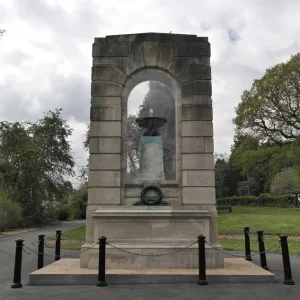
[29,258,275,285]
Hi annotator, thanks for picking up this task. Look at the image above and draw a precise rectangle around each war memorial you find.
[29,33,275,285]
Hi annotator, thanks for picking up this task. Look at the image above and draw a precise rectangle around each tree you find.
[234,53,300,144]
[270,168,300,195]
[215,153,240,198]
[0,109,74,225]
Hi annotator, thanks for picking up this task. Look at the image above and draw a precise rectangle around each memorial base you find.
[80,207,224,269]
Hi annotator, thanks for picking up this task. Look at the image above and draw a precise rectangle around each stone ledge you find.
[91,209,212,218]
[29,258,276,285]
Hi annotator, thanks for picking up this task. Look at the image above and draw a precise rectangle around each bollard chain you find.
[205,240,281,258]
[22,242,98,258]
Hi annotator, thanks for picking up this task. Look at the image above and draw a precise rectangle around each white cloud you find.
[1,0,300,167]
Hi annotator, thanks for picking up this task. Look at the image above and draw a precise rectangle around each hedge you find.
[217,194,294,207]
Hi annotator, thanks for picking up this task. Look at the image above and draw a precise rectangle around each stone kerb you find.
[89,33,215,207]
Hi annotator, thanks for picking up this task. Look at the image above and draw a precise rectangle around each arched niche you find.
[121,68,182,204]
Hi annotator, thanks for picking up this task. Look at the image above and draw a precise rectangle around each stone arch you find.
[89,32,214,208]
[121,68,182,204]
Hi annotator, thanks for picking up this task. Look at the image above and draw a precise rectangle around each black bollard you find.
[197,235,208,285]
[280,234,295,285]
[96,236,107,287]
[38,234,45,269]
[55,229,61,261]
[244,226,252,261]
[11,239,24,288]
[257,230,268,270]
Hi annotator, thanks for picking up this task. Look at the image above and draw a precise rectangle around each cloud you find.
[1,0,300,173]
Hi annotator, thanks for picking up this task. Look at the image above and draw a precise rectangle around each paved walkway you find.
[1,222,299,300]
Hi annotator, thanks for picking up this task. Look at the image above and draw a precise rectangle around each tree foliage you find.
[234,53,300,144]
[0,188,22,231]
[270,168,300,195]
[0,109,74,225]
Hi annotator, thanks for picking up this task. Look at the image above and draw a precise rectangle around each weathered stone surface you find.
[103,33,201,42]
[90,106,121,121]
[175,42,211,57]
[182,170,215,186]
[98,138,121,153]
[151,220,209,242]
[124,197,180,206]
[92,66,127,85]
[92,42,128,57]
[143,41,159,66]
[183,187,215,204]
[182,154,214,169]
[91,97,121,106]
[168,57,210,76]
[88,171,120,187]
[89,154,121,170]
[205,137,214,153]
[89,138,99,153]
[182,105,213,121]
[157,43,174,69]
[182,95,212,105]
[182,121,213,136]
[182,137,205,153]
[181,80,212,95]
[91,82,122,97]
[177,65,211,84]
[125,187,178,198]
[93,57,135,75]
[88,188,120,204]
[90,121,121,137]
[129,42,145,69]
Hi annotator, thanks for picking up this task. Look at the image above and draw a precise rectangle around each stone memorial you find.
[80,32,224,269]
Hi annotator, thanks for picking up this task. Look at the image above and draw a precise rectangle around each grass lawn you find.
[46,206,300,255]
[218,206,300,236]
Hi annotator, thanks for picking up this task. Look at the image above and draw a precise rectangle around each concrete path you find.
[1,223,300,299]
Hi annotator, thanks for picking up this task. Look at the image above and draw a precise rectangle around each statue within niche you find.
[126,81,176,181]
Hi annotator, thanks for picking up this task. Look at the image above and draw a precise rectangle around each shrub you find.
[217,194,294,207]
[67,184,87,220]
[270,168,300,195]
[57,204,70,221]
[217,196,257,206]
[0,190,22,231]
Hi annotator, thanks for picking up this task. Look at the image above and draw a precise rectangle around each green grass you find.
[218,206,300,236]
[47,226,85,241]
[46,206,300,253]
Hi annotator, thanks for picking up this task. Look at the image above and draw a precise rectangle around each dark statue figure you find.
[135,117,167,136]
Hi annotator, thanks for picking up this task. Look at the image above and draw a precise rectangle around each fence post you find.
[280,234,295,285]
[244,226,252,261]
[38,234,45,269]
[55,229,61,261]
[11,239,24,288]
[197,235,208,285]
[257,229,268,270]
[96,236,107,287]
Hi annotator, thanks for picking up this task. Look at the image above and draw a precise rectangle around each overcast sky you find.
[1,0,300,179]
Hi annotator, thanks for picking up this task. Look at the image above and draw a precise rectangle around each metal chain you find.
[205,241,246,257]
[205,240,281,257]
[22,242,98,258]
[246,231,258,245]
[23,245,53,257]
[106,241,198,257]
